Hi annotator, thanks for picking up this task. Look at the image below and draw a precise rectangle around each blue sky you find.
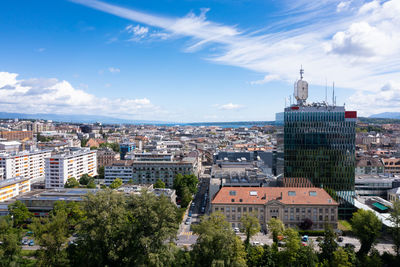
[0,0,399,122]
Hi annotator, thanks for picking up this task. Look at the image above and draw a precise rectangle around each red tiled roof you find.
[212,187,337,206]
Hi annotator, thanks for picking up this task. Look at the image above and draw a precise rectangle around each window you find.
[249,207,253,212]
[296,208,300,213]
[243,207,247,212]
[309,191,317,196]
[290,215,294,221]
[319,215,323,221]
[215,207,219,211]
[229,190,237,196]
[226,207,230,212]
[288,191,296,196]
[239,199,243,202]
[331,215,335,221]
[231,199,235,202]
[238,207,241,212]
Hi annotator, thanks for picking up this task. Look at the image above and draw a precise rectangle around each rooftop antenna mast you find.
[332,82,335,107]
[300,65,304,80]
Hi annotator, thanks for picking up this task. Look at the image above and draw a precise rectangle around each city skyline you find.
[1,0,399,122]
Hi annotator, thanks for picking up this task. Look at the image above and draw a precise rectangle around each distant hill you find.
[0,112,166,124]
[369,112,400,119]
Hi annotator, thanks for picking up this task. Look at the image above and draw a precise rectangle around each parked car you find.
[201,207,205,213]
[338,236,343,242]
[185,218,191,225]
[234,227,240,233]
[188,211,192,217]
[252,241,260,246]
[28,240,35,246]
[301,235,309,242]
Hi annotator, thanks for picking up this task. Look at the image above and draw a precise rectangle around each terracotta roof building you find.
[211,187,338,231]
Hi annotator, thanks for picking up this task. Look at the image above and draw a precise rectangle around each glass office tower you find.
[284,104,357,218]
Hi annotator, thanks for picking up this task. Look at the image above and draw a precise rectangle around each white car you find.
[234,227,240,233]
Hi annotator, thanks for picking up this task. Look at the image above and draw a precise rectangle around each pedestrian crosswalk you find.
[181,231,193,236]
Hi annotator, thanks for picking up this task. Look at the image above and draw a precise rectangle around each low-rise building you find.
[382,158,400,175]
[356,157,384,175]
[0,176,30,202]
[97,148,119,167]
[17,188,98,216]
[105,158,196,187]
[211,187,338,230]
[388,187,400,203]
[45,148,97,188]
[0,130,33,141]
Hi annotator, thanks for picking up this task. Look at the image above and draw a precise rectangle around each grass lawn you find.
[338,220,352,231]
[21,250,36,257]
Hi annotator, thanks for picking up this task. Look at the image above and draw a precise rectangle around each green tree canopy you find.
[351,209,382,256]
[319,223,338,262]
[192,212,247,267]
[31,211,70,266]
[240,213,261,248]
[79,174,93,185]
[0,216,22,266]
[64,177,80,188]
[8,200,32,228]
[97,166,104,179]
[389,200,400,256]
[154,179,166,189]
[87,180,96,189]
[267,218,285,243]
[109,178,123,189]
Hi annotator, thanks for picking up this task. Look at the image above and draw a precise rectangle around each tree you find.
[69,189,129,266]
[332,247,352,267]
[296,242,318,267]
[319,223,338,262]
[299,218,313,230]
[280,228,301,265]
[351,209,382,256]
[0,216,22,266]
[31,211,70,266]
[109,178,123,189]
[51,201,85,233]
[180,187,192,208]
[389,200,400,256]
[80,138,88,147]
[240,213,260,248]
[154,179,166,189]
[246,245,264,267]
[97,166,104,179]
[87,180,96,189]
[8,200,32,228]
[192,212,247,267]
[79,174,92,185]
[267,218,285,243]
[64,177,79,188]
[123,190,179,266]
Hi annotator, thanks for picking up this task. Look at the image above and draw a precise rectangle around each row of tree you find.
[64,174,96,189]
[2,189,400,266]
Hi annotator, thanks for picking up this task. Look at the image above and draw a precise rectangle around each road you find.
[176,177,210,248]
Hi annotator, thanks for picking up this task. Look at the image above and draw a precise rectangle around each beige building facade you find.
[211,187,338,231]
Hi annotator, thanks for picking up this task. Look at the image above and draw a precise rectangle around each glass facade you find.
[284,106,356,218]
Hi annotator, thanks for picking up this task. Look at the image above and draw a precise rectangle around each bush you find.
[298,230,325,236]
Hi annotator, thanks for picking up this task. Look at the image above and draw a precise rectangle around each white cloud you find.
[337,1,352,13]
[71,0,400,116]
[108,67,120,73]
[251,74,280,85]
[0,71,158,119]
[36,48,46,53]
[217,103,243,110]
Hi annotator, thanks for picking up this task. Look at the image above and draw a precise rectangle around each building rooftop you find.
[0,176,30,188]
[212,187,337,206]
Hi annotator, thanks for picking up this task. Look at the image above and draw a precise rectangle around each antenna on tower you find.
[332,82,335,106]
[300,65,304,80]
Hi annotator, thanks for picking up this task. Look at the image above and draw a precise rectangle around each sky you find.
[0,0,399,122]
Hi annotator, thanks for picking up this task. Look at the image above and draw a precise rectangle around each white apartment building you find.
[45,148,97,188]
[0,176,30,202]
[105,158,196,187]
[0,150,51,182]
